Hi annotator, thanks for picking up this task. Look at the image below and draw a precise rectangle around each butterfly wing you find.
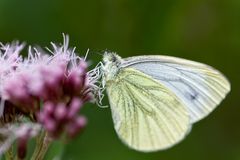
[122,55,230,123]
[106,68,191,152]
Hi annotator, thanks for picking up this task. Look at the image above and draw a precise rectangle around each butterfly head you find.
[103,52,122,64]
[102,52,122,81]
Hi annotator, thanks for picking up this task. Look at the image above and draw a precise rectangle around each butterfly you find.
[97,52,230,152]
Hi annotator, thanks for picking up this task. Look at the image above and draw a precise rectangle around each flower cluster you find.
[38,98,87,138]
[0,35,95,159]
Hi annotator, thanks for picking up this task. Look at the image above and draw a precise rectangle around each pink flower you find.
[0,123,41,155]
[0,42,25,116]
[37,98,87,138]
[1,35,93,117]
[0,35,95,158]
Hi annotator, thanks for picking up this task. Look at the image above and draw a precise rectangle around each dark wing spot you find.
[186,91,198,101]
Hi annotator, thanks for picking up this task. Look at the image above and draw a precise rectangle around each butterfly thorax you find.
[103,52,123,83]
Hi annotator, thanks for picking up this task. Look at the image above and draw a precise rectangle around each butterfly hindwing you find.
[106,68,191,152]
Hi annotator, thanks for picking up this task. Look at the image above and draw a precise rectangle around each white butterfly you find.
[93,52,230,152]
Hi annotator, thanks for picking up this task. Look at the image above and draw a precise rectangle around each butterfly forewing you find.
[106,68,191,152]
[122,55,230,123]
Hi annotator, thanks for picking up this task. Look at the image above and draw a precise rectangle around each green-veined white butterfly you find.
[92,52,230,152]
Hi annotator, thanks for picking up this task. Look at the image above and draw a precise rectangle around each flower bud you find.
[67,98,83,119]
[54,103,67,121]
[67,116,87,138]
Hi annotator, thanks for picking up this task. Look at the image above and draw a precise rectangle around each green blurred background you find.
[0,0,239,160]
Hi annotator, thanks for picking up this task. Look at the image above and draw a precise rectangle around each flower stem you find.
[30,130,52,160]
[5,146,14,160]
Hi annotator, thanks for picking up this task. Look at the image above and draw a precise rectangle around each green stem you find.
[5,146,14,160]
[30,131,52,160]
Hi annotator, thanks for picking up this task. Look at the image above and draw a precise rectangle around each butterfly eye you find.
[103,52,117,63]
[111,55,117,62]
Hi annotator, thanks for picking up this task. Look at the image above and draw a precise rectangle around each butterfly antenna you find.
[94,51,104,56]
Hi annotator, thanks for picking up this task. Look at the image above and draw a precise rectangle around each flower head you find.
[0,42,24,116]
[0,35,95,158]
[0,35,93,119]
